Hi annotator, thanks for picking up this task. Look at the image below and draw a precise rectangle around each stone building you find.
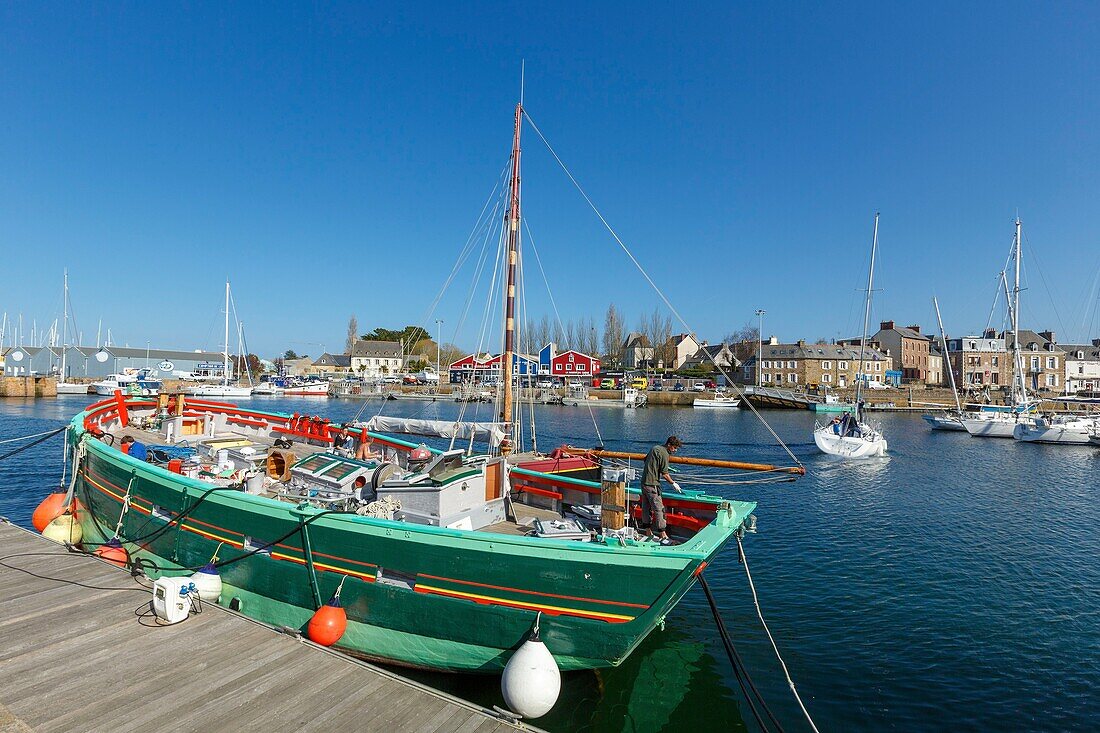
[946,331,1006,388]
[1003,330,1064,392]
[872,321,932,382]
[349,340,404,377]
[1062,340,1100,394]
[742,339,890,388]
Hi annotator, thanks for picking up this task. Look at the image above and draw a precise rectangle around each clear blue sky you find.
[3,2,1100,357]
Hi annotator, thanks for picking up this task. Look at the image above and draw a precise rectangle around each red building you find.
[547,348,601,377]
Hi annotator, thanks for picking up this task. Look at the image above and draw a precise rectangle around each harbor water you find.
[1,395,1097,732]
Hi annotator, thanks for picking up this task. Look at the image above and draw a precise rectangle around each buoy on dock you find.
[93,537,129,567]
[190,561,223,603]
[307,581,348,646]
[501,613,561,719]
[32,492,69,532]
[42,512,82,545]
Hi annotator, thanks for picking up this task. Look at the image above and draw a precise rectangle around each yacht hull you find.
[813,427,887,457]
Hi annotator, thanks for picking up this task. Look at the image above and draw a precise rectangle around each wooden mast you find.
[560,446,806,475]
[499,101,523,455]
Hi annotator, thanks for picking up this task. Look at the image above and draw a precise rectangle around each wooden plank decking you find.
[0,520,536,733]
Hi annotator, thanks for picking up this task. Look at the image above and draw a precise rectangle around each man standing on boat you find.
[639,436,683,545]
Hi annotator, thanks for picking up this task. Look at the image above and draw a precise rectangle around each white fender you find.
[501,616,561,719]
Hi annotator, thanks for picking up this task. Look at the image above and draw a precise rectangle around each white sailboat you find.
[186,281,253,398]
[55,271,91,394]
[962,218,1040,437]
[1014,414,1099,444]
[814,214,888,458]
[693,391,741,409]
[922,296,968,430]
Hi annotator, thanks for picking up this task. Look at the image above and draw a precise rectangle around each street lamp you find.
[755,309,766,387]
[435,319,443,377]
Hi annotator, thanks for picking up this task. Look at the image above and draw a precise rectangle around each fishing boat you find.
[185,282,253,398]
[92,369,163,396]
[813,214,888,458]
[809,389,854,414]
[692,391,741,409]
[962,219,1040,438]
[54,97,806,677]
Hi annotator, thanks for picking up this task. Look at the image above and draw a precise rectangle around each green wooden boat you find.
[67,395,764,673]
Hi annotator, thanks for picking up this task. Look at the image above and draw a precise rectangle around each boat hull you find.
[69,413,746,673]
[922,414,966,431]
[813,427,887,457]
[1013,421,1096,444]
[56,382,91,395]
[961,417,1026,438]
[692,399,741,409]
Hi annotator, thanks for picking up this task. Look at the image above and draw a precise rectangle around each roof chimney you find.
[1093,338,1100,347]
[797,339,806,348]
[983,328,996,339]
[768,335,779,345]
[880,320,894,331]
[906,324,921,334]
[1039,330,1055,343]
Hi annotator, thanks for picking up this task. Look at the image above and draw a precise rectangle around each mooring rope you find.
[737,535,822,733]
[0,425,67,465]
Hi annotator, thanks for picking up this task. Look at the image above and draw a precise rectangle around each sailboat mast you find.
[855,213,879,413]
[933,296,962,414]
[60,270,69,380]
[223,280,231,387]
[499,101,523,454]
[1012,217,1024,404]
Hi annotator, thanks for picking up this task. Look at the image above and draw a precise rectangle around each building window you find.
[839,361,849,370]
[1031,357,1040,371]
[874,363,881,372]
[821,361,831,369]
[1047,357,1057,369]
[992,356,999,366]
[789,373,798,384]
[822,374,832,383]
[1046,374,1058,387]
[788,361,796,369]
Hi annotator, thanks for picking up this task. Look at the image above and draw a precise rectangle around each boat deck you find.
[0,520,534,733]
[480,503,563,537]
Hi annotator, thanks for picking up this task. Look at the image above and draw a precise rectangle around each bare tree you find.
[553,320,565,349]
[345,315,359,354]
[603,303,624,366]
[564,319,577,351]
[652,308,674,369]
[534,315,552,350]
[725,323,761,365]
[582,316,600,357]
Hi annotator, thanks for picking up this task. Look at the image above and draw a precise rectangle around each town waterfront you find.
[2,396,1097,732]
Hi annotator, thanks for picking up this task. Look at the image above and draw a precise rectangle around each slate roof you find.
[743,342,890,366]
[350,340,402,357]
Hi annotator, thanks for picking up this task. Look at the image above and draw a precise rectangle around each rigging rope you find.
[0,425,67,464]
[737,535,822,733]
[523,110,801,469]
[698,573,784,733]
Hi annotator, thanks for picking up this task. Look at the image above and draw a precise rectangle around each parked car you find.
[630,376,648,390]
[536,378,554,387]
[672,383,686,392]
[705,380,717,389]
[402,375,418,384]
[382,375,401,384]
[692,382,707,392]
[650,382,664,392]
[600,378,617,389]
